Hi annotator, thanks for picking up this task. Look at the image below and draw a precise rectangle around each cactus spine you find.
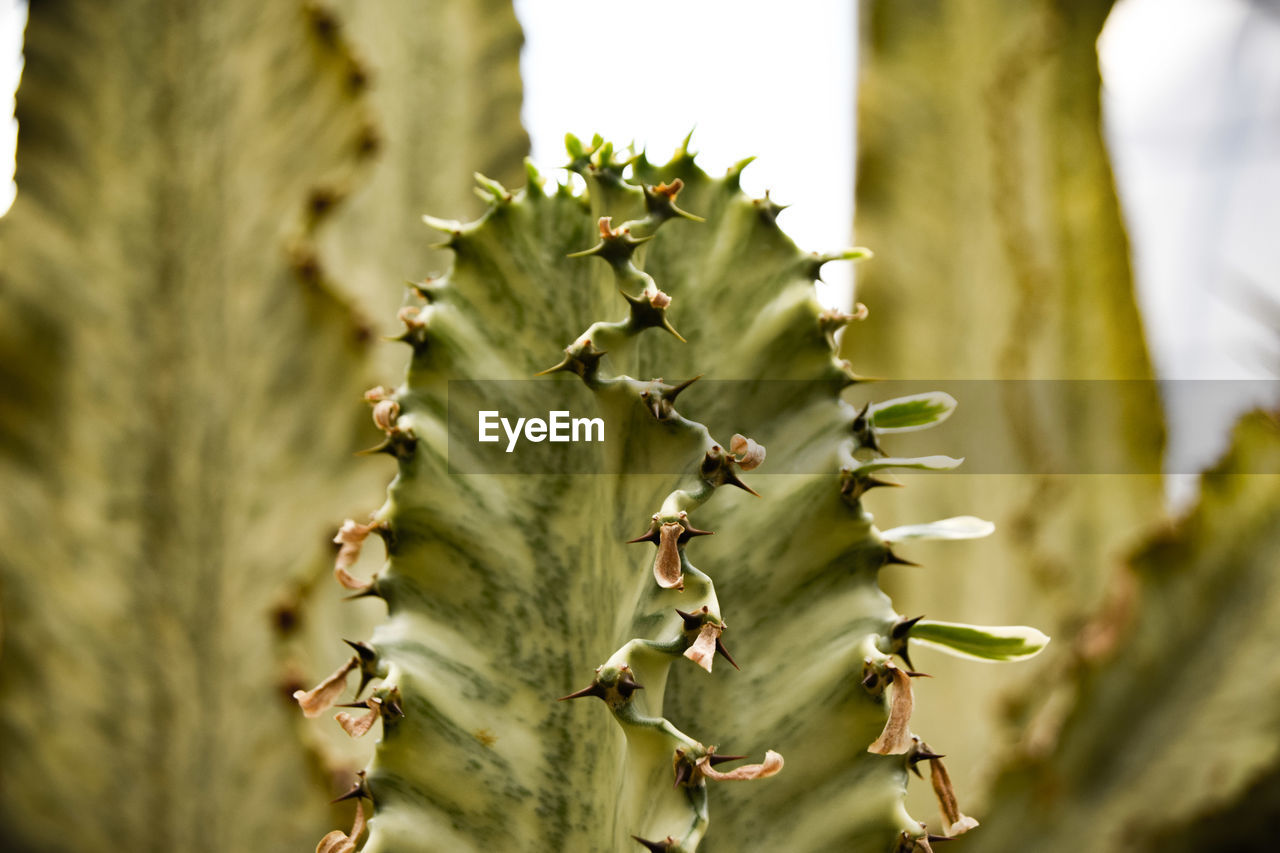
[299,136,1047,851]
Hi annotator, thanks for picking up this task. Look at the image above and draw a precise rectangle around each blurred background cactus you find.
[851,0,1167,818]
[0,2,526,850]
[0,1,1276,851]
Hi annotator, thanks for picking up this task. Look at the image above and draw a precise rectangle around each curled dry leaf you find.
[696,749,785,781]
[924,744,979,836]
[293,656,358,718]
[653,179,683,199]
[683,622,721,673]
[868,666,915,755]
[336,703,380,738]
[372,398,400,432]
[397,305,425,329]
[654,522,684,590]
[729,434,766,470]
[316,800,366,853]
[334,519,375,575]
[334,566,372,592]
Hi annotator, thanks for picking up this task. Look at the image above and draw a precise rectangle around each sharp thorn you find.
[617,669,645,697]
[723,470,761,497]
[343,583,382,601]
[330,771,370,803]
[884,549,919,567]
[356,438,393,456]
[558,683,605,702]
[667,374,702,400]
[673,762,692,789]
[534,356,573,377]
[715,639,740,671]
[862,476,904,493]
[891,615,926,639]
[343,639,376,659]
[675,607,700,630]
[330,788,366,804]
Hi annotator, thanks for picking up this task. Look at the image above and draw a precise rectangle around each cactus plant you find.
[971,409,1280,852]
[0,2,527,850]
[853,0,1165,805]
[297,135,1049,851]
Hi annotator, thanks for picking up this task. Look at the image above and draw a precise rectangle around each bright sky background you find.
[1102,0,1280,384]
[1,0,1276,494]
[1100,0,1280,497]
[0,0,22,215]
[514,0,857,311]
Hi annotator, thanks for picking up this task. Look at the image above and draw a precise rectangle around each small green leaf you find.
[850,455,964,475]
[880,516,995,543]
[822,247,874,263]
[473,172,512,203]
[422,214,464,233]
[869,392,957,433]
[910,620,1049,662]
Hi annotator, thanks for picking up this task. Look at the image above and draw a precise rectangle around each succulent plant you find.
[0,2,527,851]
[853,0,1165,805]
[297,135,1049,852]
[970,410,1280,853]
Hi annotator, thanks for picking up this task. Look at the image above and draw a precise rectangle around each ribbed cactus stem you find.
[296,135,1048,852]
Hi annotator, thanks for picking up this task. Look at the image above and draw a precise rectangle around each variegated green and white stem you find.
[295,135,1048,852]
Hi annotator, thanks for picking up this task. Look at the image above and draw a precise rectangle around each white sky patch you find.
[1,1,1273,496]
[0,0,25,216]
[515,0,857,309]
[1101,0,1280,506]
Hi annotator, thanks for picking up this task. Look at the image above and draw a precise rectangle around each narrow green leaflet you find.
[849,455,965,475]
[870,392,958,432]
[881,516,995,543]
[911,620,1050,662]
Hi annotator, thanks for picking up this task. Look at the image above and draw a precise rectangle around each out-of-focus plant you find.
[0,2,526,851]
[853,0,1166,812]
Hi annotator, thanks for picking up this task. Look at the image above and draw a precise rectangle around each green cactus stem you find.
[0,1,531,850]
[969,410,1280,853]
[297,135,1047,851]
